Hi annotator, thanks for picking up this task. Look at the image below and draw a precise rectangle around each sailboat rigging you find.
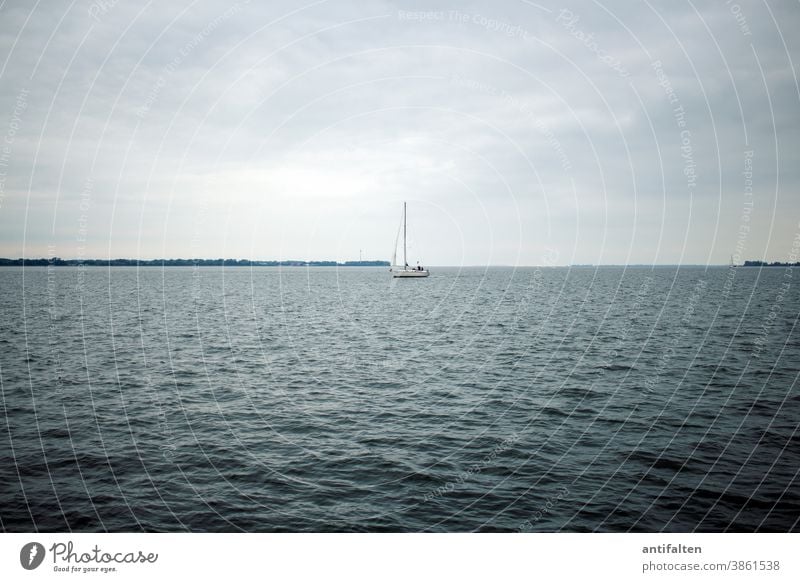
[390,202,429,278]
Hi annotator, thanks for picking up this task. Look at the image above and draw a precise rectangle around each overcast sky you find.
[0,0,797,265]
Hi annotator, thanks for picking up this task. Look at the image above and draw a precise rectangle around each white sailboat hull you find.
[392,269,429,278]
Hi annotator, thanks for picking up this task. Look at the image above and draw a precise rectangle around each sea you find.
[0,265,798,532]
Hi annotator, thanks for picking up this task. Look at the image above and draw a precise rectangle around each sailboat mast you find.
[403,201,407,267]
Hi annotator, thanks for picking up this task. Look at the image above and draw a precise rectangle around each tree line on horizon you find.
[0,258,390,267]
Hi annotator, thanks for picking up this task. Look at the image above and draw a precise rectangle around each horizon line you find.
[0,257,796,268]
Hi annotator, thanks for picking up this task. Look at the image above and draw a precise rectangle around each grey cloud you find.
[0,0,797,264]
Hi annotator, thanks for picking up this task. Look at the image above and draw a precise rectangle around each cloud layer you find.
[0,0,798,265]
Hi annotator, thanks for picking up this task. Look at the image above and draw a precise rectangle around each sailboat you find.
[391,201,429,278]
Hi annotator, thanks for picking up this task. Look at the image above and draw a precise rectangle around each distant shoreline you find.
[0,259,797,268]
[737,260,800,267]
[0,258,390,267]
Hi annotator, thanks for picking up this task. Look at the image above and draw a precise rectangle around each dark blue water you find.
[1,265,798,532]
